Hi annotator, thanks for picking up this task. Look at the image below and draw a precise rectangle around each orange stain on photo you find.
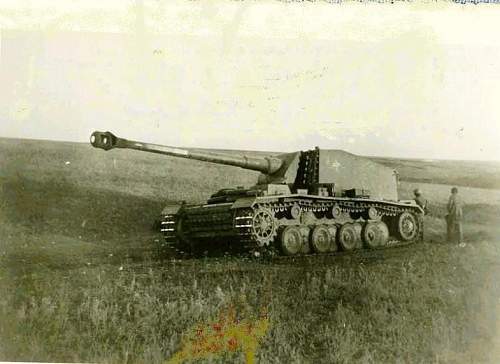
[167,305,270,364]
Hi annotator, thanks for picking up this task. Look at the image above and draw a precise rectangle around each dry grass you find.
[0,138,500,363]
[1,242,499,363]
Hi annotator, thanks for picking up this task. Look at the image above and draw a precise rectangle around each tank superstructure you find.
[91,131,423,255]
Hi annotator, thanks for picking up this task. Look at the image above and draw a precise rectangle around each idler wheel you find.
[337,223,358,251]
[397,212,418,241]
[310,225,331,254]
[280,226,303,256]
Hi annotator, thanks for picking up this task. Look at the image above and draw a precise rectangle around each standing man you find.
[413,188,428,215]
[413,188,428,242]
[446,187,464,244]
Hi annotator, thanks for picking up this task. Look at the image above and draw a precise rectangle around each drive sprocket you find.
[251,207,278,247]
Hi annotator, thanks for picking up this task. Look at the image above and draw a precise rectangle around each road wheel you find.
[338,223,357,251]
[376,221,390,247]
[311,225,331,254]
[280,226,302,256]
[362,222,381,249]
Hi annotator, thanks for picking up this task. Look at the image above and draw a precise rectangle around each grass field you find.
[1,137,500,363]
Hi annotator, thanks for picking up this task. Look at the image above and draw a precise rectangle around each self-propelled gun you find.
[90,131,423,255]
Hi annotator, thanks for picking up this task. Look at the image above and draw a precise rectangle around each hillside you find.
[373,156,500,190]
[0,137,499,363]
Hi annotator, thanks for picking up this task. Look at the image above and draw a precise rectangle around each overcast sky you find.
[1,1,499,161]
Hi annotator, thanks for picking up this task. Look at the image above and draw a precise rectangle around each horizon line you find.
[1,135,499,164]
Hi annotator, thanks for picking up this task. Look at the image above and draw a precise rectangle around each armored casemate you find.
[91,131,423,255]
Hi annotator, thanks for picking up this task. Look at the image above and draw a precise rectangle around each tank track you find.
[240,199,422,255]
[160,214,177,244]
[160,198,423,256]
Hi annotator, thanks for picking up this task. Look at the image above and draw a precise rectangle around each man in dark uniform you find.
[413,188,428,214]
[413,188,427,241]
[446,187,464,244]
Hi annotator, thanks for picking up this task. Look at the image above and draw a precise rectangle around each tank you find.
[90,131,424,256]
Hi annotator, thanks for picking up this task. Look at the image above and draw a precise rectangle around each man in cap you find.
[446,187,464,244]
[413,188,428,215]
[413,188,428,242]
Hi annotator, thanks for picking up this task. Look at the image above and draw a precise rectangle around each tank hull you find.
[161,195,424,256]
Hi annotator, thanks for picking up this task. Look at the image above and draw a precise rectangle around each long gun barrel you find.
[90,131,283,175]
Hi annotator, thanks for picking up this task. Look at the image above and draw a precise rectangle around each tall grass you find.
[1,241,499,363]
[1,138,500,363]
